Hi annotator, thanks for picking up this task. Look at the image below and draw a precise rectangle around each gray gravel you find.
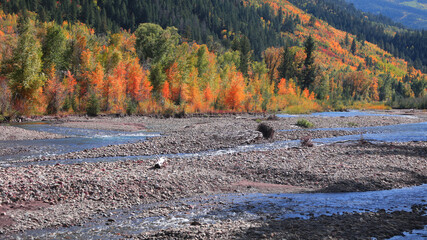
[0,140,426,234]
[22,113,425,162]
[0,126,63,141]
[0,112,426,236]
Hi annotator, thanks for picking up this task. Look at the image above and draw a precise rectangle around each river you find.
[1,111,426,238]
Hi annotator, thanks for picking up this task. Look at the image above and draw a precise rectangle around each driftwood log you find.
[153,157,167,169]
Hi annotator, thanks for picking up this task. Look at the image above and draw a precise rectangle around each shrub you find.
[256,123,275,139]
[347,122,358,127]
[300,136,313,147]
[126,100,138,115]
[86,93,100,117]
[284,100,323,114]
[390,96,427,109]
[162,107,174,118]
[296,118,314,128]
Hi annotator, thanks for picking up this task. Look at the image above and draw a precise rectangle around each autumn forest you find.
[0,0,426,117]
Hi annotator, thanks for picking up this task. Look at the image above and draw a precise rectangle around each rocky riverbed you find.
[135,205,427,240]
[0,110,426,238]
[0,125,63,141]
[12,112,426,163]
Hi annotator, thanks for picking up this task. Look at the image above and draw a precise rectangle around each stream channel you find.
[11,184,427,239]
[0,123,160,164]
[1,111,426,167]
[2,111,426,238]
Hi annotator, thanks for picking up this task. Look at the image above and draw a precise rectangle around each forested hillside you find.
[0,0,425,117]
[1,0,426,73]
[249,0,426,101]
[0,0,289,58]
[287,0,427,73]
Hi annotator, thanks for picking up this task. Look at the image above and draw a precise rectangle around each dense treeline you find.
[1,0,426,73]
[287,0,427,73]
[0,12,322,117]
[0,2,426,117]
[0,0,300,58]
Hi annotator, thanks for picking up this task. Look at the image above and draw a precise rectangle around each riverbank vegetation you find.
[0,1,425,118]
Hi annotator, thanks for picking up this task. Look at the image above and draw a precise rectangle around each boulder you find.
[256,123,275,139]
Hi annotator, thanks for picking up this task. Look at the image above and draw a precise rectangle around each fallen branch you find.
[153,157,167,169]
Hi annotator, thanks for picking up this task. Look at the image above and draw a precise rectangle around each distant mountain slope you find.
[345,0,427,30]
[287,0,427,73]
[247,0,413,77]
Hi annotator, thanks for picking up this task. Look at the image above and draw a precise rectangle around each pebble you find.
[0,114,425,236]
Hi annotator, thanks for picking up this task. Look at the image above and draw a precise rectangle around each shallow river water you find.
[2,120,426,167]
[0,123,159,162]
[12,184,427,239]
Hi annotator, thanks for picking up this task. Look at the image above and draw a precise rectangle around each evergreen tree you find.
[344,33,350,46]
[308,15,316,26]
[232,35,251,77]
[8,14,44,114]
[351,38,357,55]
[278,43,295,81]
[86,92,100,116]
[301,35,316,91]
[42,25,67,73]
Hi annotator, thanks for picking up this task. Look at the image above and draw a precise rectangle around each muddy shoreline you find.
[0,110,426,238]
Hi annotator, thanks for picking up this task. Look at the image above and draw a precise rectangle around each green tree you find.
[196,46,209,78]
[351,38,357,55]
[379,74,394,101]
[301,35,316,91]
[344,33,350,46]
[149,64,166,96]
[8,14,44,114]
[42,24,67,73]
[135,23,179,66]
[232,35,251,77]
[135,23,180,96]
[316,75,330,100]
[86,92,100,116]
[308,15,316,27]
[278,43,296,81]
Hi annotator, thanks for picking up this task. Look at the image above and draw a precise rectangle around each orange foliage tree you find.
[224,70,246,111]
[44,65,65,114]
[126,58,152,101]
[106,62,127,113]
[263,46,283,84]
